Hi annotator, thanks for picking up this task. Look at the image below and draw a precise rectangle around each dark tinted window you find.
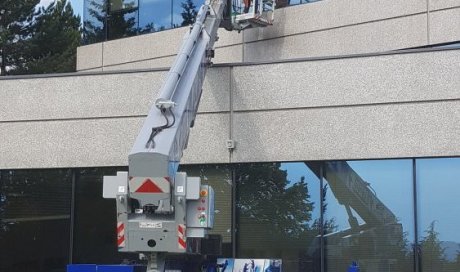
[72,167,137,264]
[0,169,72,272]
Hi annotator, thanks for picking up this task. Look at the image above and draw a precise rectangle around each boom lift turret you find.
[102,1,275,271]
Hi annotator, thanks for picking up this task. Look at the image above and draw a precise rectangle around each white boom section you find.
[129,0,226,179]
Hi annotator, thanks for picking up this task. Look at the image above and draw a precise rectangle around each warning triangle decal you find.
[136,179,163,193]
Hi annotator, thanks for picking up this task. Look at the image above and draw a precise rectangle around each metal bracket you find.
[206,49,215,58]
[155,98,177,109]
[226,139,235,150]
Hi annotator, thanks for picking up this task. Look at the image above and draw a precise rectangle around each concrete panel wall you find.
[232,50,460,111]
[78,0,439,71]
[0,72,167,121]
[0,118,142,169]
[1,49,459,169]
[232,101,460,163]
[230,49,460,162]
[0,67,230,123]
[242,0,427,42]
[76,43,103,71]
[430,0,460,10]
[102,57,176,71]
[182,113,230,164]
[0,113,229,169]
[243,14,428,61]
[76,25,242,71]
[0,66,231,169]
[430,7,460,44]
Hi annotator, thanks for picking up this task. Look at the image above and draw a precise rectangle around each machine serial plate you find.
[139,222,163,228]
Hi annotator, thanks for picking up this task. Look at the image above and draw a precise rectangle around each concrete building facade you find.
[1,0,460,271]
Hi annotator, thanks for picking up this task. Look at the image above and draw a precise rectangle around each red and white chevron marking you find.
[117,222,125,248]
[178,224,186,250]
[129,177,171,193]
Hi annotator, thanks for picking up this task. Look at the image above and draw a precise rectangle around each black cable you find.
[166,108,176,128]
[145,108,176,149]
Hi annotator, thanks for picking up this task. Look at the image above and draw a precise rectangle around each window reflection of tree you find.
[83,0,154,44]
[420,221,460,272]
[236,163,322,271]
[83,0,107,44]
[237,163,315,237]
[180,0,198,26]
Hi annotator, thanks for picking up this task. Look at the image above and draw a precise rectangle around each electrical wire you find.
[145,108,176,149]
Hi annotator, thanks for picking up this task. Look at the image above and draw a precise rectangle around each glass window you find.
[110,0,137,12]
[108,0,139,40]
[416,158,460,272]
[83,0,108,44]
[72,167,137,264]
[275,0,320,8]
[323,160,414,272]
[236,162,321,272]
[139,0,173,33]
[82,0,325,45]
[0,169,72,272]
[172,0,203,27]
[180,164,233,257]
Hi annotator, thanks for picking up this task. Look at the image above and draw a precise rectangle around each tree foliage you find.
[0,0,40,75]
[14,1,81,74]
[1,0,81,75]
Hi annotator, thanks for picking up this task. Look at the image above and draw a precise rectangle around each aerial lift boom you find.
[103,0,275,271]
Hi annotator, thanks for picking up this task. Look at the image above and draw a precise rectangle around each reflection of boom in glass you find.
[305,161,403,271]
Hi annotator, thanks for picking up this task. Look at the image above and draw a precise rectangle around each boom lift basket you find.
[232,0,275,30]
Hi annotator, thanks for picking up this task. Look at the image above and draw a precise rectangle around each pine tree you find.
[181,0,197,26]
[0,0,40,75]
[11,0,81,74]
[420,221,446,272]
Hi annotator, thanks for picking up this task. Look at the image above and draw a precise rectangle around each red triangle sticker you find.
[136,179,163,193]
